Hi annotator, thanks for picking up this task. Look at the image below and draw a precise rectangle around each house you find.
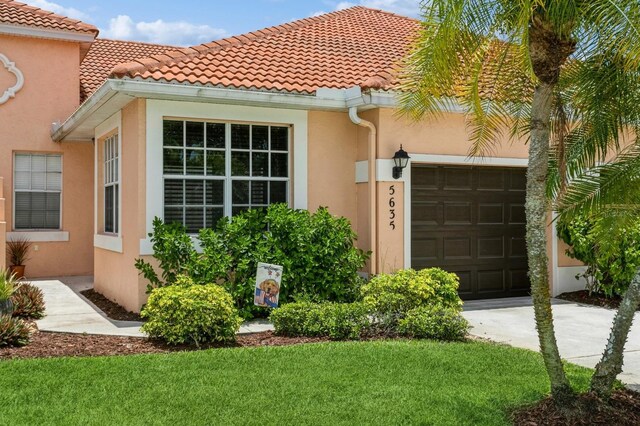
[0,0,585,312]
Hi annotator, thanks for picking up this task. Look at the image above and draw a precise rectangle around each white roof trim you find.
[0,23,95,42]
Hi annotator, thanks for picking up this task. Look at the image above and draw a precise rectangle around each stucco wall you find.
[94,99,147,312]
[0,177,6,271]
[0,34,93,278]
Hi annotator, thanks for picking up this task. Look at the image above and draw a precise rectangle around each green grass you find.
[0,340,591,426]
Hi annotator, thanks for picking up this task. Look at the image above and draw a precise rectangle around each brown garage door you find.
[411,165,530,299]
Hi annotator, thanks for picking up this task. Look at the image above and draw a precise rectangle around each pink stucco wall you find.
[0,34,93,278]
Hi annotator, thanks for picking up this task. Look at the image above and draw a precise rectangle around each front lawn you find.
[1,340,591,425]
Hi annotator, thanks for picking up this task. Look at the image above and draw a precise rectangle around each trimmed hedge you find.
[141,276,242,345]
[397,306,468,341]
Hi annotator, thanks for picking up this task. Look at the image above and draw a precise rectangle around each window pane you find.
[231,124,250,149]
[252,126,268,150]
[271,127,288,151]
[206,180,224,205]
[270,181,287,203]
[164,207,183,226]
[185,150,205,175]
[46,211,60,229]
[163,149,184,174]
[105,186,114,233]
[31,155,46,172]
[252,152,268,176]
[46,193,60,211]
[31,211,45,229]
[271,153,288,177]
[185,121,204,148]
[164,121,184,147]
[46,171,62,191]
[232,206,249,216]
[206,207,224,228]
[164,180,184,205]
[251,181,268,204]
[206,123,225,149]
[206,151,225,176]
[31,172,46,190]
[31,192,46,210]
[46,155,62,172]
[231,151,250,176]
[185,208,204,233]
[14,171,30,190]
[232,180,249,204]
[115,184,119,234]
[15,155,30,171]
[185,180,204,205]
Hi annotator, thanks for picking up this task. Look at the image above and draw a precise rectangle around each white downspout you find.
[349,106,377,275]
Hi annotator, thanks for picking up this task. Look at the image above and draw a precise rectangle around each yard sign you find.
[254,263,283,308]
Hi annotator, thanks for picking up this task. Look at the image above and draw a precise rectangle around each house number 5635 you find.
[389,185,396,230]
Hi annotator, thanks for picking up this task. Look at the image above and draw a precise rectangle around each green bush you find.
[0,315,31,347]
[141,276,242,345]
[136,204,369,319]
[397,306,468,341]
[271,302,370,340]
[361,268,462,328]
[11,283,45,319]
[557,214,640,297]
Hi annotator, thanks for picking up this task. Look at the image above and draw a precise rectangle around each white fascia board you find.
[0,23,95,43]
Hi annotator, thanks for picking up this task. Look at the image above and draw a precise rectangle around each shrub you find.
[141,276,242,345]
[0,271,19,316]
[557,214,640,297]
[361,268,462,328]
[271,302,370,340]
[11,283,45,319]
[397,306,469,341]
[0,315,31,347]
[136,204,370,319]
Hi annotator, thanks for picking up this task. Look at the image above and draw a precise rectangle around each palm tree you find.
[399,0,640,404]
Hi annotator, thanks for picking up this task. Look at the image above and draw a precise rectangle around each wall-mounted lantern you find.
[392,145,410,179]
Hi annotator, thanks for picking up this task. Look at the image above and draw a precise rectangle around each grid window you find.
[104,134,119,234]
[163,120,289,232]
[14,153,62,230]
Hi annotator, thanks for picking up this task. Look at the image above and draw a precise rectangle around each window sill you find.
[7,231,69,242]
[94,234,123,253]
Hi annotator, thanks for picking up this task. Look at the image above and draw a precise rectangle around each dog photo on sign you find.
[254,263,283,308]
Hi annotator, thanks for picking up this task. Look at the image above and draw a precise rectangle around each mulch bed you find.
[0,329,328,360]
[556,290,635,311]
[512,390,640,425]
[80,289,144,322]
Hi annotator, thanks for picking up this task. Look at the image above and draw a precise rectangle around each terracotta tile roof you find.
[80,38,177,101]
[0,0,98,36]
[109,7,419,94]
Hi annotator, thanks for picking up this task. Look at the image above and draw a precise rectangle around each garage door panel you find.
[412,164,530,299]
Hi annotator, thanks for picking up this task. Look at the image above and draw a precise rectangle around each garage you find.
[411,165,530,299]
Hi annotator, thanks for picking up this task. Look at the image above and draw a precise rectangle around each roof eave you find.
[0,23,96,42]
[53,79,402,141]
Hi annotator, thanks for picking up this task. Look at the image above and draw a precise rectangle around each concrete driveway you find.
[463,297,640,390]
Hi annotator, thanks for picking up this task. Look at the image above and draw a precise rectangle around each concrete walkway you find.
[463,297,640,390]
[31,278,274,337]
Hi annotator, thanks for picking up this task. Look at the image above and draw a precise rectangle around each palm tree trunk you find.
[590,267,640,398]
[528,81,574,403]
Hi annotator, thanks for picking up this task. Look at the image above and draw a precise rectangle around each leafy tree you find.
[400,0,640,405]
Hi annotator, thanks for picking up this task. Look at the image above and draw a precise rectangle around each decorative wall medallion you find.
[0,53,24,105]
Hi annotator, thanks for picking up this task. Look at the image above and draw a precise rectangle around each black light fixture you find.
[392,145,410,179]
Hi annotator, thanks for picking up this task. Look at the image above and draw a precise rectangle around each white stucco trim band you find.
[94,234,123,253]
[0,24,96,43]
[7,231,69,242]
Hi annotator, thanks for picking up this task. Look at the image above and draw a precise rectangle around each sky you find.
[23,0,422,46]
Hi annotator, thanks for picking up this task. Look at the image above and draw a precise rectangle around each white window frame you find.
[161,120,290,233]
[142,100,308,255]
[94,111,122,253]
[103,134,119,234]
[12,153,63,231]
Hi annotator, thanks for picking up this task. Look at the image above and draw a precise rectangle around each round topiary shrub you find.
[0,315,31,347]
[11,283,45,319]
[141,276,242,345]
[397,306,468,341]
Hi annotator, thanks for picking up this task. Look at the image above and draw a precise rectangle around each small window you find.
[104,134,119,234]
[14,153,62,230]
